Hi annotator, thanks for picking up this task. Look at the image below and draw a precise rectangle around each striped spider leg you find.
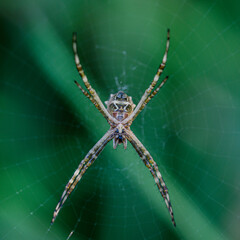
[72,32,118,126]
[122,29,170,126]
[51,129,115,224]
[125,128,176,226]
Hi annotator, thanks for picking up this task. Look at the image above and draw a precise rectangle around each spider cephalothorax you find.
[52,29,176,227]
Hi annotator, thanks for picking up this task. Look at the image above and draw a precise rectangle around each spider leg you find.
[139,76,169,112]
[51,129,115,224]
[72,33,117,125]
[125,129,176,227]
[123,29,170,125]
[74,80,106,117]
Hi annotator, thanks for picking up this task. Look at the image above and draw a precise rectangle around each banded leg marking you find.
[72,32,117,125]
[139,76,169,112]
[51,129,115,224]
[123,29,170,125]
[74,80,105,115]
[125,129,176,227]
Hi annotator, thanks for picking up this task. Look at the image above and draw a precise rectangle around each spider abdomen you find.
[105,91,136,122]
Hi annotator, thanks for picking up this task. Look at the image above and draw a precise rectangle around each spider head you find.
[105,91,136,121]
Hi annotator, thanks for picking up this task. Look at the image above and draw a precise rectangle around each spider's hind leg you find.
[125,128,176,227]
[51,129,115,224]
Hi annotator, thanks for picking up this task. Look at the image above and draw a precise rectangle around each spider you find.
[51,29,176,227]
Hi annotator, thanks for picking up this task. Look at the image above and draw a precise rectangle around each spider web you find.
[0,0,240,239]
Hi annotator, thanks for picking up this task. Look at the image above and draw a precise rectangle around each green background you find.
[0,0,239,239]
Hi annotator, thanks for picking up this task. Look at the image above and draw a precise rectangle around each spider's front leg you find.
[51,129,115,224]
[73,33,117,126]
[122,29,170,125]
[125,128,176,227]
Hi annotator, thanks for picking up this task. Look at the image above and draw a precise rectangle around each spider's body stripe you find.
[106,92,135,126]
[112,112,129,121]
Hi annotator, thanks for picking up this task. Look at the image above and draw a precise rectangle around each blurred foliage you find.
[0,0,239,239]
